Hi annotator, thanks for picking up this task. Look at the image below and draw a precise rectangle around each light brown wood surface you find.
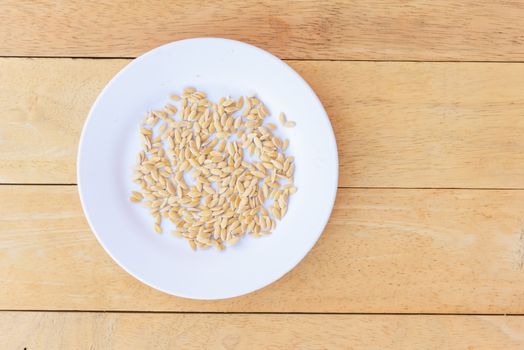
[2,185,524,313]
[1,1,524,61]
[2,2,524,347]
[2,58,524,188]
[2,312,524,350]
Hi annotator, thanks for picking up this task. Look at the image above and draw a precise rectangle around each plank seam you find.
[0,310,522,316]
[1,183,524,191]
[3,55,524,64]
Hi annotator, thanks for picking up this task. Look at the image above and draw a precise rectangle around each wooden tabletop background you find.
[1,1,524,349]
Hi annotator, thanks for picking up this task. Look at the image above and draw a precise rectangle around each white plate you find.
[78,38,338,300]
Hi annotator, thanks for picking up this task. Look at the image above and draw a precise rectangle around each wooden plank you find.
[0,58,122,184]
[2,58,524,188]
[2,185,524,313]
[2,312,524,350]
[1,1,524,61]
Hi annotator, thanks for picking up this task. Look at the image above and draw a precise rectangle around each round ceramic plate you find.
[78,38,338,300]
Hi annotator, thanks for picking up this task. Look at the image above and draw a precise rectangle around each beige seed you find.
[129,195,141,203]
[227,236,240,246]
[131,191,143,199]
[225,106,237,114]
[236,96,244,109]
[282,139,289,151]
[253,137,262,149]
[248,143,255,156]
[271,160,283,170]
[252,170,265,178]
[222,99,235,107]
[286,164,295,177]
[145,115,157,126]
[278,112,286,124]
[155,111,168,119]
[234,117,243,129]
[165,104,177,115]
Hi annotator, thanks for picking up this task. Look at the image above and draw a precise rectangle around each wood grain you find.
[2,185,524,313]
[2,58,524,188]
[2,312,524,350]
[1,1,524,61]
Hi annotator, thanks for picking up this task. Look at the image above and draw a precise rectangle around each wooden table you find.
[1,1,524,348]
